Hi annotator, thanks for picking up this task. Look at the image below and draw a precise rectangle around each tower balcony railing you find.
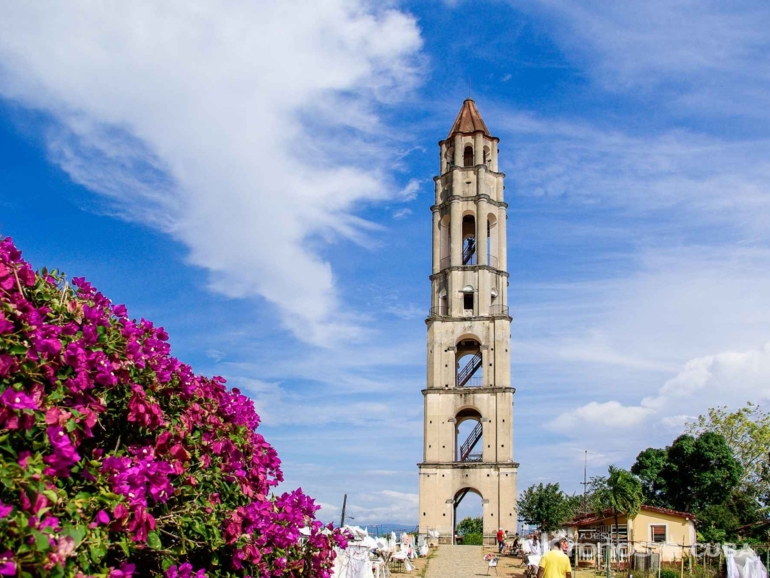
[460,375,484,387]
[489,304,509,316]
[428,305,448,317]
[428,305,508,318]
[461,453,483,462]
[437,255,501,271]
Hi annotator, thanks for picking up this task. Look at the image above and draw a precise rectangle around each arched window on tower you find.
[462,215,476,265]
[455,408,483,462]
[440,215,450,270]
[456,338,482,387]
[438,289,448,316]
[446,147,455,169]
[463,145,474,167]
[487,213,498,269]
[462,285,474,313]
[483,145,491,166]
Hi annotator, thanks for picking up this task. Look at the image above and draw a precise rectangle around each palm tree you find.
[591,466,643,570]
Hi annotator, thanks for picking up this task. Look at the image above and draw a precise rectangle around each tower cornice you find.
[421,387,516,395]
[430,197,508,212]
[424,314,512,326]
[438,132,500,147]
[418,462,520,469]
[434,167,506,180]
[428,266,509,280]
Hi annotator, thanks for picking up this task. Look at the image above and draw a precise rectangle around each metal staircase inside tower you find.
[456,352,482,387]
[462,238,476,265]
[454,488,470,507]
[459,422,483,462]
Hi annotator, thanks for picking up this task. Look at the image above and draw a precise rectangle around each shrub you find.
[0,237,346,576]
[461,532,483,546]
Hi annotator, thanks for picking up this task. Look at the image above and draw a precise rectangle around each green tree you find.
[456,517,483,545]
[686,403,770,503]
[696,504,740,543]
[695,487,764,543]
[517,483,578,533]
[662,432,742,512]
[590,466,643,551]
[456,516,483,535]
[631,447,668,507]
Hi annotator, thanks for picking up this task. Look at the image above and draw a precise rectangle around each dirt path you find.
[422,546,525,578]
[424,545,487,578]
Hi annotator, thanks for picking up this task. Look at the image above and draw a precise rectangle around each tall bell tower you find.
[418,99,518,544]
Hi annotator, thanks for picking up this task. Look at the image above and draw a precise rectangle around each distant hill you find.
[335,523,419,537]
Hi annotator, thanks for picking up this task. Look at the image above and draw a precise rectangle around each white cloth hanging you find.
[723,546,768,578]
[531,540,542,556]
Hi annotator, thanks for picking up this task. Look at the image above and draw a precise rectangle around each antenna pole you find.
[582,450,588,511]
[340,494,347,528]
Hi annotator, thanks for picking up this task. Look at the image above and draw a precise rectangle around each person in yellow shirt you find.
[537,538,572,578]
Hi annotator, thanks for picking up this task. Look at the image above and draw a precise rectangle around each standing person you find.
[537,539,572,578]
[497,528,505,553]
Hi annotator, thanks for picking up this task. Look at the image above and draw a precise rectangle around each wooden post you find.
[340,494,347,528]
[680,540,685,578]
[658,546,662,578]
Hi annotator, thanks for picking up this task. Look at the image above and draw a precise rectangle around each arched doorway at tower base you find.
[453,487,485,546]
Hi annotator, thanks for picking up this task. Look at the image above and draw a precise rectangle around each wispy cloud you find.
[497,112,770,234]
[522,0,770,117]
[0,1,424,346]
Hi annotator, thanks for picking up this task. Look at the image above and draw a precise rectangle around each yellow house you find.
[566,505,697,563]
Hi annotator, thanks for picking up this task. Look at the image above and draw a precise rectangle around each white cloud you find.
[498,112,770,233]
[236,378,422,429]
[547,342,770,460]
[523,0,770,116]
[549,401,652,432]
[514,247,770,489]
[0,0,423,346]
[346,490,419,524]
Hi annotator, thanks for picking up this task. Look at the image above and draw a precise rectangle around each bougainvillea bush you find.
[0,236,346,577]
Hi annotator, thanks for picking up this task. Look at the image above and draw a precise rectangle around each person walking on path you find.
[537,538,572,578]
[497,528,505,553]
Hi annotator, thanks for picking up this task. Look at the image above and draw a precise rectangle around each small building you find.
[566,505,697,564]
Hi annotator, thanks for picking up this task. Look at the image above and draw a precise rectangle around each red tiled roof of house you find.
[447,98,490,139]
[565,505,695,526]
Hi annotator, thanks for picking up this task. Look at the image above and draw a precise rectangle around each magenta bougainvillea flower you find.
[0,236,344,576]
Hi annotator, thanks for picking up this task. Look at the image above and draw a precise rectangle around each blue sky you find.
[2,0,770,526]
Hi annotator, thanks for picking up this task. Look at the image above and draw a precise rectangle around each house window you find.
[463,293,474,311]
[650,525,666,543]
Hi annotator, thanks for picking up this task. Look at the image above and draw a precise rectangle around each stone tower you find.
[418,99,518,544]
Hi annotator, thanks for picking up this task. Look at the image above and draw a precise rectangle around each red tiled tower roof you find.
[447,98,490,139]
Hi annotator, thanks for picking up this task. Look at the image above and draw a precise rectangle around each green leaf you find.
[61,524,86,547]
[146,530,162,550]
[32,529,51,552]
[119,537,130,557]
[42,490,59,504]
[90,543,107,564]
[10,345,27,355]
